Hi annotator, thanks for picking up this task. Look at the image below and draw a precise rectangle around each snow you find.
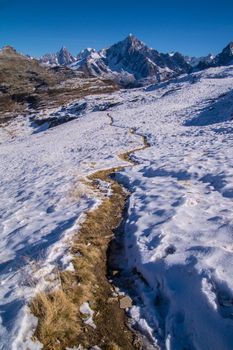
[110,66,233,349]
[80,302,96,329]
[1,65,233,349]
[0,109,142,350]
[70,49,102,71]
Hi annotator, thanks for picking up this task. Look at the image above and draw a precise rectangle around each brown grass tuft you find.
[106,343,122,350]
[30,289,80,350]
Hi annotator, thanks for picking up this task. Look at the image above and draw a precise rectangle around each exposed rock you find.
[119,296,133,309]
[57,46,76,65]
[197,42,233,69]
[215,42,233,66]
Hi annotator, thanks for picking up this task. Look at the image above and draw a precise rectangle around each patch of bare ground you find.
[34,78,118,111]
[0,78,118,123]
[30,116,150,349]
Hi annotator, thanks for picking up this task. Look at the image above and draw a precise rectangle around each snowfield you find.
[0,111,142,349]
[1,65,233,349]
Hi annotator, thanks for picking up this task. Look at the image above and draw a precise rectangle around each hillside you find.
[0,46,118,121]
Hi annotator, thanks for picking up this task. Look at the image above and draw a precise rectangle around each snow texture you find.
[0,109,141,350]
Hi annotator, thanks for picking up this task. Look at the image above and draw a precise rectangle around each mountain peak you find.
[39,46,76,66]
[57,46,75,65]
[127,33,137,40]
[213,41,233,66]
[59,46,68,52]
[37,36,191,84]
[196,41,233,69]
[77,47,96,61]
[123,34,145,48]
[1,45,17,54]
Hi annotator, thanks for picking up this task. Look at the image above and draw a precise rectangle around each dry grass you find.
[119,135,150,165]
[35,79,118,114]
[30,290,80,350]
[106,343,122,350]
[30,169,139,350]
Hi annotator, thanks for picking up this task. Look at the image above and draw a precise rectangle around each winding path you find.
[30,111,153,350]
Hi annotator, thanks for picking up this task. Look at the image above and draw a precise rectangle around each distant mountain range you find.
[69,35,192,85]
[185,54,215,68]
[38,35,233,87]
[39,35,191,86]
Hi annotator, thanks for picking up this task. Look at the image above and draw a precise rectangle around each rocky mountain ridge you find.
[197,42,233,69]
[39,47,76,66]
[64,35,192,85]
[38,35,233,86]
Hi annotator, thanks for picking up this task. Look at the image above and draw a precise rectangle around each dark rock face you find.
[215,42,233,66]
[105,35,160,79]
[72,35,191,84]
[164,52,192,73]
[57,47,76,65]
[197,42,233,69]
[104,35,191,79]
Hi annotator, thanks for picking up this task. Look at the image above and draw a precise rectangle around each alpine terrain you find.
[1,35,233,350]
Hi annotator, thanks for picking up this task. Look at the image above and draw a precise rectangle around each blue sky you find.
[1,0,233,57]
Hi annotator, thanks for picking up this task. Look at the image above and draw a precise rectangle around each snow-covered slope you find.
[70,48,109,76]
[1,65,233,349]
[0,110,142,350]
[109,66,233,349]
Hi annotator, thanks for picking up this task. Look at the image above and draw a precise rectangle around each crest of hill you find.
[0,46,118,120]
